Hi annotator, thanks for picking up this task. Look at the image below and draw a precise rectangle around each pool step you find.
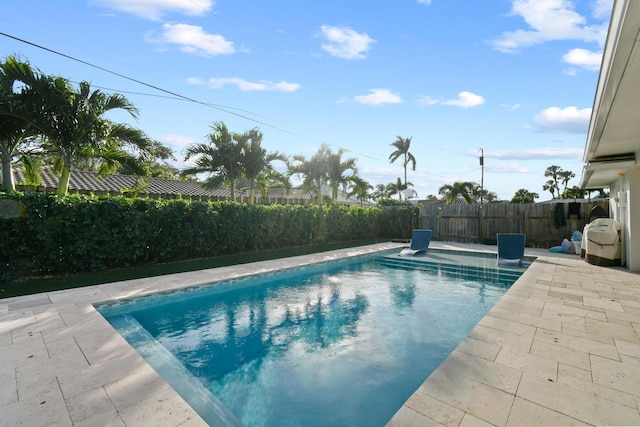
[375,255,524,287]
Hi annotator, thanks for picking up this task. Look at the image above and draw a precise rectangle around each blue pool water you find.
[96,249,527,427]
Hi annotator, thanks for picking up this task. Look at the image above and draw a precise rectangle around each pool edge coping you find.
[3,242,638,426]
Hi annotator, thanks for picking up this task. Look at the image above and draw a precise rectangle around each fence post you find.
[438,207,442,241]
[479,204,484,243]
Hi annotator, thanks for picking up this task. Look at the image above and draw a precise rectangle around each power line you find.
[83,82,280,123]
[0,31,510,185]
[0,31,299,136]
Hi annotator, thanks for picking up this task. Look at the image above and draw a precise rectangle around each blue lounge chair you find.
[497,233,526,267]
[399,229,432,256]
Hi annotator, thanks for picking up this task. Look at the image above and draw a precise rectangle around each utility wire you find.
[84,82,278,123]
[1,31,490,182]
[0,31,299,136]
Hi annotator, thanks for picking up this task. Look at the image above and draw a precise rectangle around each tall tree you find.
[371,183,389,200]
[542,179,556,199]
[288,144,331,204]
[0,56,43,191]
[183,121,244,201]
[471,184,498,203]
[511,188,539,203]
[386,177,413,201]
[3,60,154,195]
[543,165,563,199]
[236,128,288,204]
[438,181,475,204]
[388,136,416,199]
[326,147,358,203]
[254,169,292,202]
[347,175,372,206]
[558,169,575,197]
[387,178,402,200]
[119,141,180,179]
[563,185,585,200]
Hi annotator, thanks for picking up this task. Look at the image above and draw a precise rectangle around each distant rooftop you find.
[4,167,367,205]
[8,166,231,200]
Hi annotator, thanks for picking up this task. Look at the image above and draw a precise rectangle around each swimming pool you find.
[96,248,528,426]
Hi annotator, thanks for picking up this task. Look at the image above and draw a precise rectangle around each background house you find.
[5,166,368,206]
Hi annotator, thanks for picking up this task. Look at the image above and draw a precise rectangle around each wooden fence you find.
[418,201,609,248]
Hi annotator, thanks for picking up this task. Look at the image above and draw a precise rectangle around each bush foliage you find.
[0,192,417,281]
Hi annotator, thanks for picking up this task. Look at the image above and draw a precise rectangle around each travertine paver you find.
[415,368,515,426]
[506,397,585,426]
[0,243,401,426]
[2,242,640,426]
[388,246,640,426]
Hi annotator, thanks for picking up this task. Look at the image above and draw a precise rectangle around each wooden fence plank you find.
[418,201,608,248]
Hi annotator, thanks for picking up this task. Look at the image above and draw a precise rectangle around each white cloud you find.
[160,134,198,148]
[498,102,523,109]
[488,147,584,160]
[490,0,608,53]
[487,162,531,173]
[352,89,403,105]
[533,106,591,133]
[185,77,205,85]
[416,95,439,107]
[189,77,301,92]
[320,25,376,59]
[416,0,432,5]
[592,0,614,19]
[158,134,199,168]
[562,48,602,71]
[89,0,213,20]
[442,91,485,108]
[148,23,234,56]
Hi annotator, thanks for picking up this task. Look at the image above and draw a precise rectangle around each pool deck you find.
[1,241,639,426]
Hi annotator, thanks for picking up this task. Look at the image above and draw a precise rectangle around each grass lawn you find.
[1,238,388,299]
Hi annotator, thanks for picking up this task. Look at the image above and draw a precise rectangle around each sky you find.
[0,0,613,201]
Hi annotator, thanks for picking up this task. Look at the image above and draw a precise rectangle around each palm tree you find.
[3,60,154,195]
[438,181,475,204]
[511,188,539,203]
[183,121,244,201]
[558,170,575,198]
[347,175,372,206]
[543,165,563,199]
[119,140,179,180]
[371,183,389,200]
[0,56,44,191]
[388,136,416,199]
[236,128,288,204]
[288,144,331,204]
[326,147,358,203]
[542,179,556,199]
[470,183,498,203]
[255,169,292,202]
[387,177,413,201]
[564,185,585,200]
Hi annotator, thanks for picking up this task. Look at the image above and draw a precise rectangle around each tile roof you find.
[4,167,370,205]
[9,167,232,200]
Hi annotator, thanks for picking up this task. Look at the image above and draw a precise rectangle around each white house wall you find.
[608,167,640,271]
[623,167,640,271]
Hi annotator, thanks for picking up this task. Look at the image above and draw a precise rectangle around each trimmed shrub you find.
[0,193,412,281]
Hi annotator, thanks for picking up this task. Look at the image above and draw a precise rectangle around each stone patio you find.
[1,242,639,426]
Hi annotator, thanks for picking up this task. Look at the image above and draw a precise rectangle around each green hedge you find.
[0,192,418,281]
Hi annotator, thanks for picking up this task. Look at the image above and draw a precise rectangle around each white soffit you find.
[581,0,640,188]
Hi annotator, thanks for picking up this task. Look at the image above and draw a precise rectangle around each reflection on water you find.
[388,273,418,309]
[143,283,370,382]
[108,252,518,427]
